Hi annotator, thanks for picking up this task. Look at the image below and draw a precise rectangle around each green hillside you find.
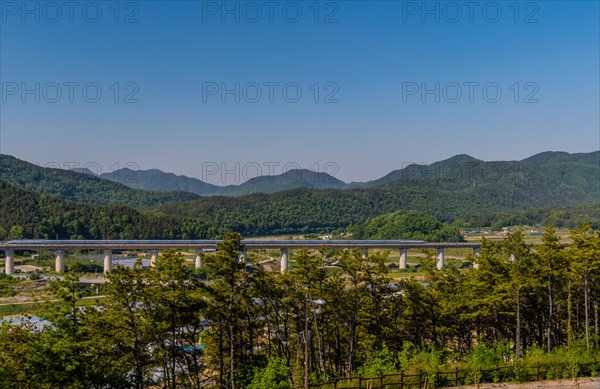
[158,156,599,236]
[0,179,181,240]
[1,177,597,240]
[1,151,597,239]
[0,155,199,208]
[96,151,599,200]
[521,150,600,166]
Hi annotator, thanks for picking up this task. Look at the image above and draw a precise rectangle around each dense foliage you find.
[1,152,599,238]
[103,152,600,199]
[0,180,183,240]
[350,210,464,241]
[463,202,600,230]
[0,155,198,208]
[159,180,598,237]
[155,152,599,235]
[2,178,598,241]
[0,228,598,388]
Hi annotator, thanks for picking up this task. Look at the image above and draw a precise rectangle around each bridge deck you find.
[0,239,481,251]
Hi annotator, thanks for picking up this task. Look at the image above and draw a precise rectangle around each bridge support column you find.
[195,250,203,270]
[399,248,408,269]
[4,250,14,275]
[150,250,159,267]
[55,250,64,273]
[103,250,112,274]
[280,248,288,273]
[436,248,445,270]
[473,247,480,269]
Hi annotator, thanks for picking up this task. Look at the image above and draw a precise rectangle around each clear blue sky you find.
[1,0,598,184]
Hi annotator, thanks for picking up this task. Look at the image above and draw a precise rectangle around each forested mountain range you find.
[352,151,600,187]
[0,155,199,208]
[0,151,598,239]
[0,177,598,240]
[152,150,599,236]
[78,151,599,197]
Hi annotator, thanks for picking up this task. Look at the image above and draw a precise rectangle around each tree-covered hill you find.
[91,151,599,199]
[219,168,346,196]
[1,151,598,238]
[24,150,599,201]
[521,150,600,166]
[350,210,464,241]
[0,155,199,208]
[0,179,183,240]
[1,177,597,240]
[463,202,600,229]
[358,151,600,188]
[158,157,599,236]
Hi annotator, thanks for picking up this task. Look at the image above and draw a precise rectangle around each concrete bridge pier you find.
[150,249,159,267]
[436,248,445,270]
[55,250,64,273]
[103,250,112,274]
[399,248,408,269]
[195,250,203,269]
[280,248,288,273]
[4,250,14,275]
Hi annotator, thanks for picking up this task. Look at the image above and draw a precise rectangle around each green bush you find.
[248,358,291,389]
[357,347,397,378]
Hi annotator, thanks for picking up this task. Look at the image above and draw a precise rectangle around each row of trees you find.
[0,226,599,388]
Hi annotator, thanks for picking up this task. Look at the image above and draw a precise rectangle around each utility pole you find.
[304,300,309,389]
[304,298,326,389]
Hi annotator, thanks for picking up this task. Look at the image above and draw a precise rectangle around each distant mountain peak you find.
[72,167,98,176]
[521,150,600,166]
[247,169,344,184]
[437,154,481,165]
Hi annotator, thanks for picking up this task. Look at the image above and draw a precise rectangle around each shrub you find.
[248,358,291,389]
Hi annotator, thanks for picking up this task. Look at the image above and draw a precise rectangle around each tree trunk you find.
[594,301,599,349]
[584,271,590,351]
[348,291,358,376]
[516,289,521,359]
[567,280,573,346]
[230,322,235,389]
[218,325,224,386]
[548,279,553,351]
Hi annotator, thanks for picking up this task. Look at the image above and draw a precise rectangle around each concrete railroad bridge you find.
[0,240,482,276]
